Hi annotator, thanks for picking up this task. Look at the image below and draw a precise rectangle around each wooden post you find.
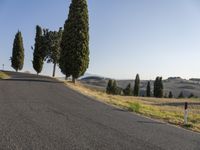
[184,102,188,125]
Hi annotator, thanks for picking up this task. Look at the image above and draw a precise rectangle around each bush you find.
[123,83,132,96]
[128,103,141,113]
[178,91,184,98]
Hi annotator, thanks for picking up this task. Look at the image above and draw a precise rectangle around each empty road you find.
[0,71,199,150]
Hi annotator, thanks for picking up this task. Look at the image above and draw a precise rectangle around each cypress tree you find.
[146,81,151,97]
[178,91,184,98]
[33,25,44,75]
[154,77,163,98]
[153,77,158,97]
[168,91,173,98]
[133,74,140,96]
[11,31,24,72]
[106,80,113,94]
[123,83,132,96]
[60,0,89,83]
[188,93,194,98]
[158,77,164,98]
[112,80,118,95]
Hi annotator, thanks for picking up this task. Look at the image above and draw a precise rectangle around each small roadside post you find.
[184,102,188,125]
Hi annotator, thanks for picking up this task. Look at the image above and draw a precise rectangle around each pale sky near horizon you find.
[0,0,200,80]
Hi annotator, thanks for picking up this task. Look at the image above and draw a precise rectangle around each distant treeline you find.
[106,74,197,99]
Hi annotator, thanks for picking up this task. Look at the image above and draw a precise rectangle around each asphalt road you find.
[0,71,199,150]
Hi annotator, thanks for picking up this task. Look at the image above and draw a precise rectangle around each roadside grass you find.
[64,81,200,133]
[0,71,10,79]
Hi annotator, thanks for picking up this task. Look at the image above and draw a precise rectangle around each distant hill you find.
[80,75,200,98]
[190,78,200,82]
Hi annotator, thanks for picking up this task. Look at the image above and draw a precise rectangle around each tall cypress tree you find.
[158,77,164,98]
[11,31,24,72]
[133,74,140,96]
[154,77,159,97]
[154,77,163,98]
[112,80,118,95]
[146,81,151,97]
[106,80,113,94]
[33,25,44,75]
[60,0,89,83]
[178,91,184,98]
[168,91,173,98]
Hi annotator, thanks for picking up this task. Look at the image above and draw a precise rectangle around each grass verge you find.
[64,81,200,133]
[0,71,10,79]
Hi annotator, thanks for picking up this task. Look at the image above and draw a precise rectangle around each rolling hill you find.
[80,76,200,98]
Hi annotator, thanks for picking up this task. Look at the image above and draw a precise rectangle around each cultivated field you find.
[65,81,200,133]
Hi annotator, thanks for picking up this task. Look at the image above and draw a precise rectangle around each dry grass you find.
[65,81,200,133]
[0,72,10,79]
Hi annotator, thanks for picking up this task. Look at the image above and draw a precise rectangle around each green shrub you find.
[128,103,141,113]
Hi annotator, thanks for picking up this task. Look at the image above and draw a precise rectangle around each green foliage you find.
[111,80,118,95]
[178,91,184,98]
[146,81,151,97]
[11,31,24,72]
[60,0,89,82]
[123,83,132,96]
[43,28,63,77]
[169,91,173,98]
[106,80,121,95]
[32,25,44,74]
[106,80,113,94]
[154,77,164,98]
[188,93,194,98]
[128,103,141,113]
[133,74,140,96]
[0,72,10,79]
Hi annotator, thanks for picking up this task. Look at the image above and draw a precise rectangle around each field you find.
[65,81,200,133]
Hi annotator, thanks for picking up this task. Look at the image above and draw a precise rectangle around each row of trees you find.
[106,75,197,99]
[32,26,63,77]
[106,74,164,98]
[11,0,90,82]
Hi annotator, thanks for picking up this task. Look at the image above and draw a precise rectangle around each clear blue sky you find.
[0,0,200,79]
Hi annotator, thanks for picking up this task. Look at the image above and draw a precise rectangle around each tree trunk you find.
[72,76,76,84]
[65,75,68,80]
[52,63,56,77]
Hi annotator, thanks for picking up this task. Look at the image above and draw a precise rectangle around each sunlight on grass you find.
[0,72,10,79]
[64,81,200,133]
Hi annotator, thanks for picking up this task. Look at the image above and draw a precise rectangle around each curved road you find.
[0,71,199,150]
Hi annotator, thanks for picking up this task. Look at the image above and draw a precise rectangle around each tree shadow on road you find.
[3,78,63,84]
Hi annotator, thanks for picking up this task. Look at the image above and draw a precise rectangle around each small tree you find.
[188,93,194,98]
[11,31,24,72]
[168,91,173,98]
[133,74,140,96]
[146,81,151,97]
[178,91,184,98]
[106,80,113,94]
[123,83,132,96]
